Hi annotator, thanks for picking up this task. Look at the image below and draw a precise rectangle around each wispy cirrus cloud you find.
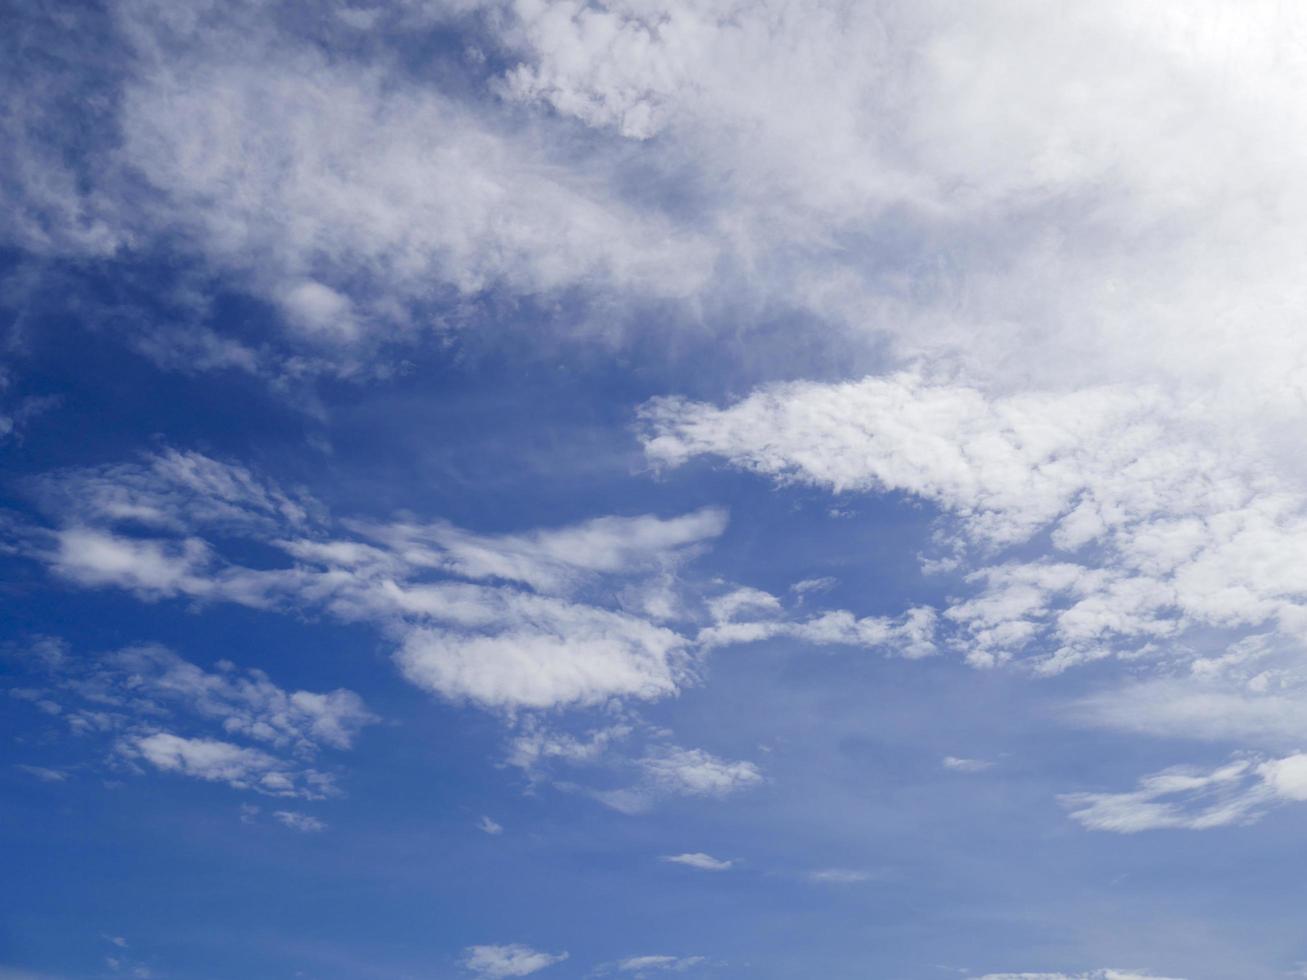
[1061,754,1307,833]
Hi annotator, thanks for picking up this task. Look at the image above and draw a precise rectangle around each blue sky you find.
[5,3,1307,979]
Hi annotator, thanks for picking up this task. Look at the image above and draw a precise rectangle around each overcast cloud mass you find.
[3,2,1305,978]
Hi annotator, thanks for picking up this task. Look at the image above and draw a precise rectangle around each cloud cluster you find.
[22,448,929,718]
[15,448,808,809]
[643,373,1307,675]
[641,368,1307,826]
[7,636,371,801]
[11,0,1307,409]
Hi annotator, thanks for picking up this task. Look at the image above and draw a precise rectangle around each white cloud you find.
[352,508,727,595]
[13,638,375,754]
[642,373,1307,678]
[272,810,327,832]
[706,586,781,623]
[111,8,714,334]
[804,868,872,885]
[975,973,1185,980]
[660,853,733,872]
[462,944,568,978]
[122,732,338,799]
[15,764,68,783]
[506,721,632,774]
[1060,753,1307,833]
[11,0,1307,430]
[697,604,937,659]
[394,608,685,711]
[26,450,730,714]
[495,1,1307,419]
[33,449,316,534]
[790,577,836,599]
[107,644,376,751]
[477,815,503,835]
[639,746,762,799]
[8,637,370,802]
[277,280,357,342]
[616,955,706,974]
[50,528,217,599]
[942,756,992,773]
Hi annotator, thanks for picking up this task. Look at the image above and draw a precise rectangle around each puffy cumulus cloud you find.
[462,944,568,978]
[395,610,685,711]
[121,733,337,800]
[660,852,733,872]
[1060,754,1307,833]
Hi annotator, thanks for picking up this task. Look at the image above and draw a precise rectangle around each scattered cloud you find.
[272,810,327,832]
[462,944,568,978]
[122,733,337,800]
[804,868,873,885]
[7,636,370,801]
[639,746,763,799]
[943,756,993,773]
[31,450,318,535]
[660,853,733,872]
[616,955,706,975]
[477,815,503,835]
[1061,754,1307,833]
[15,764,67,783]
